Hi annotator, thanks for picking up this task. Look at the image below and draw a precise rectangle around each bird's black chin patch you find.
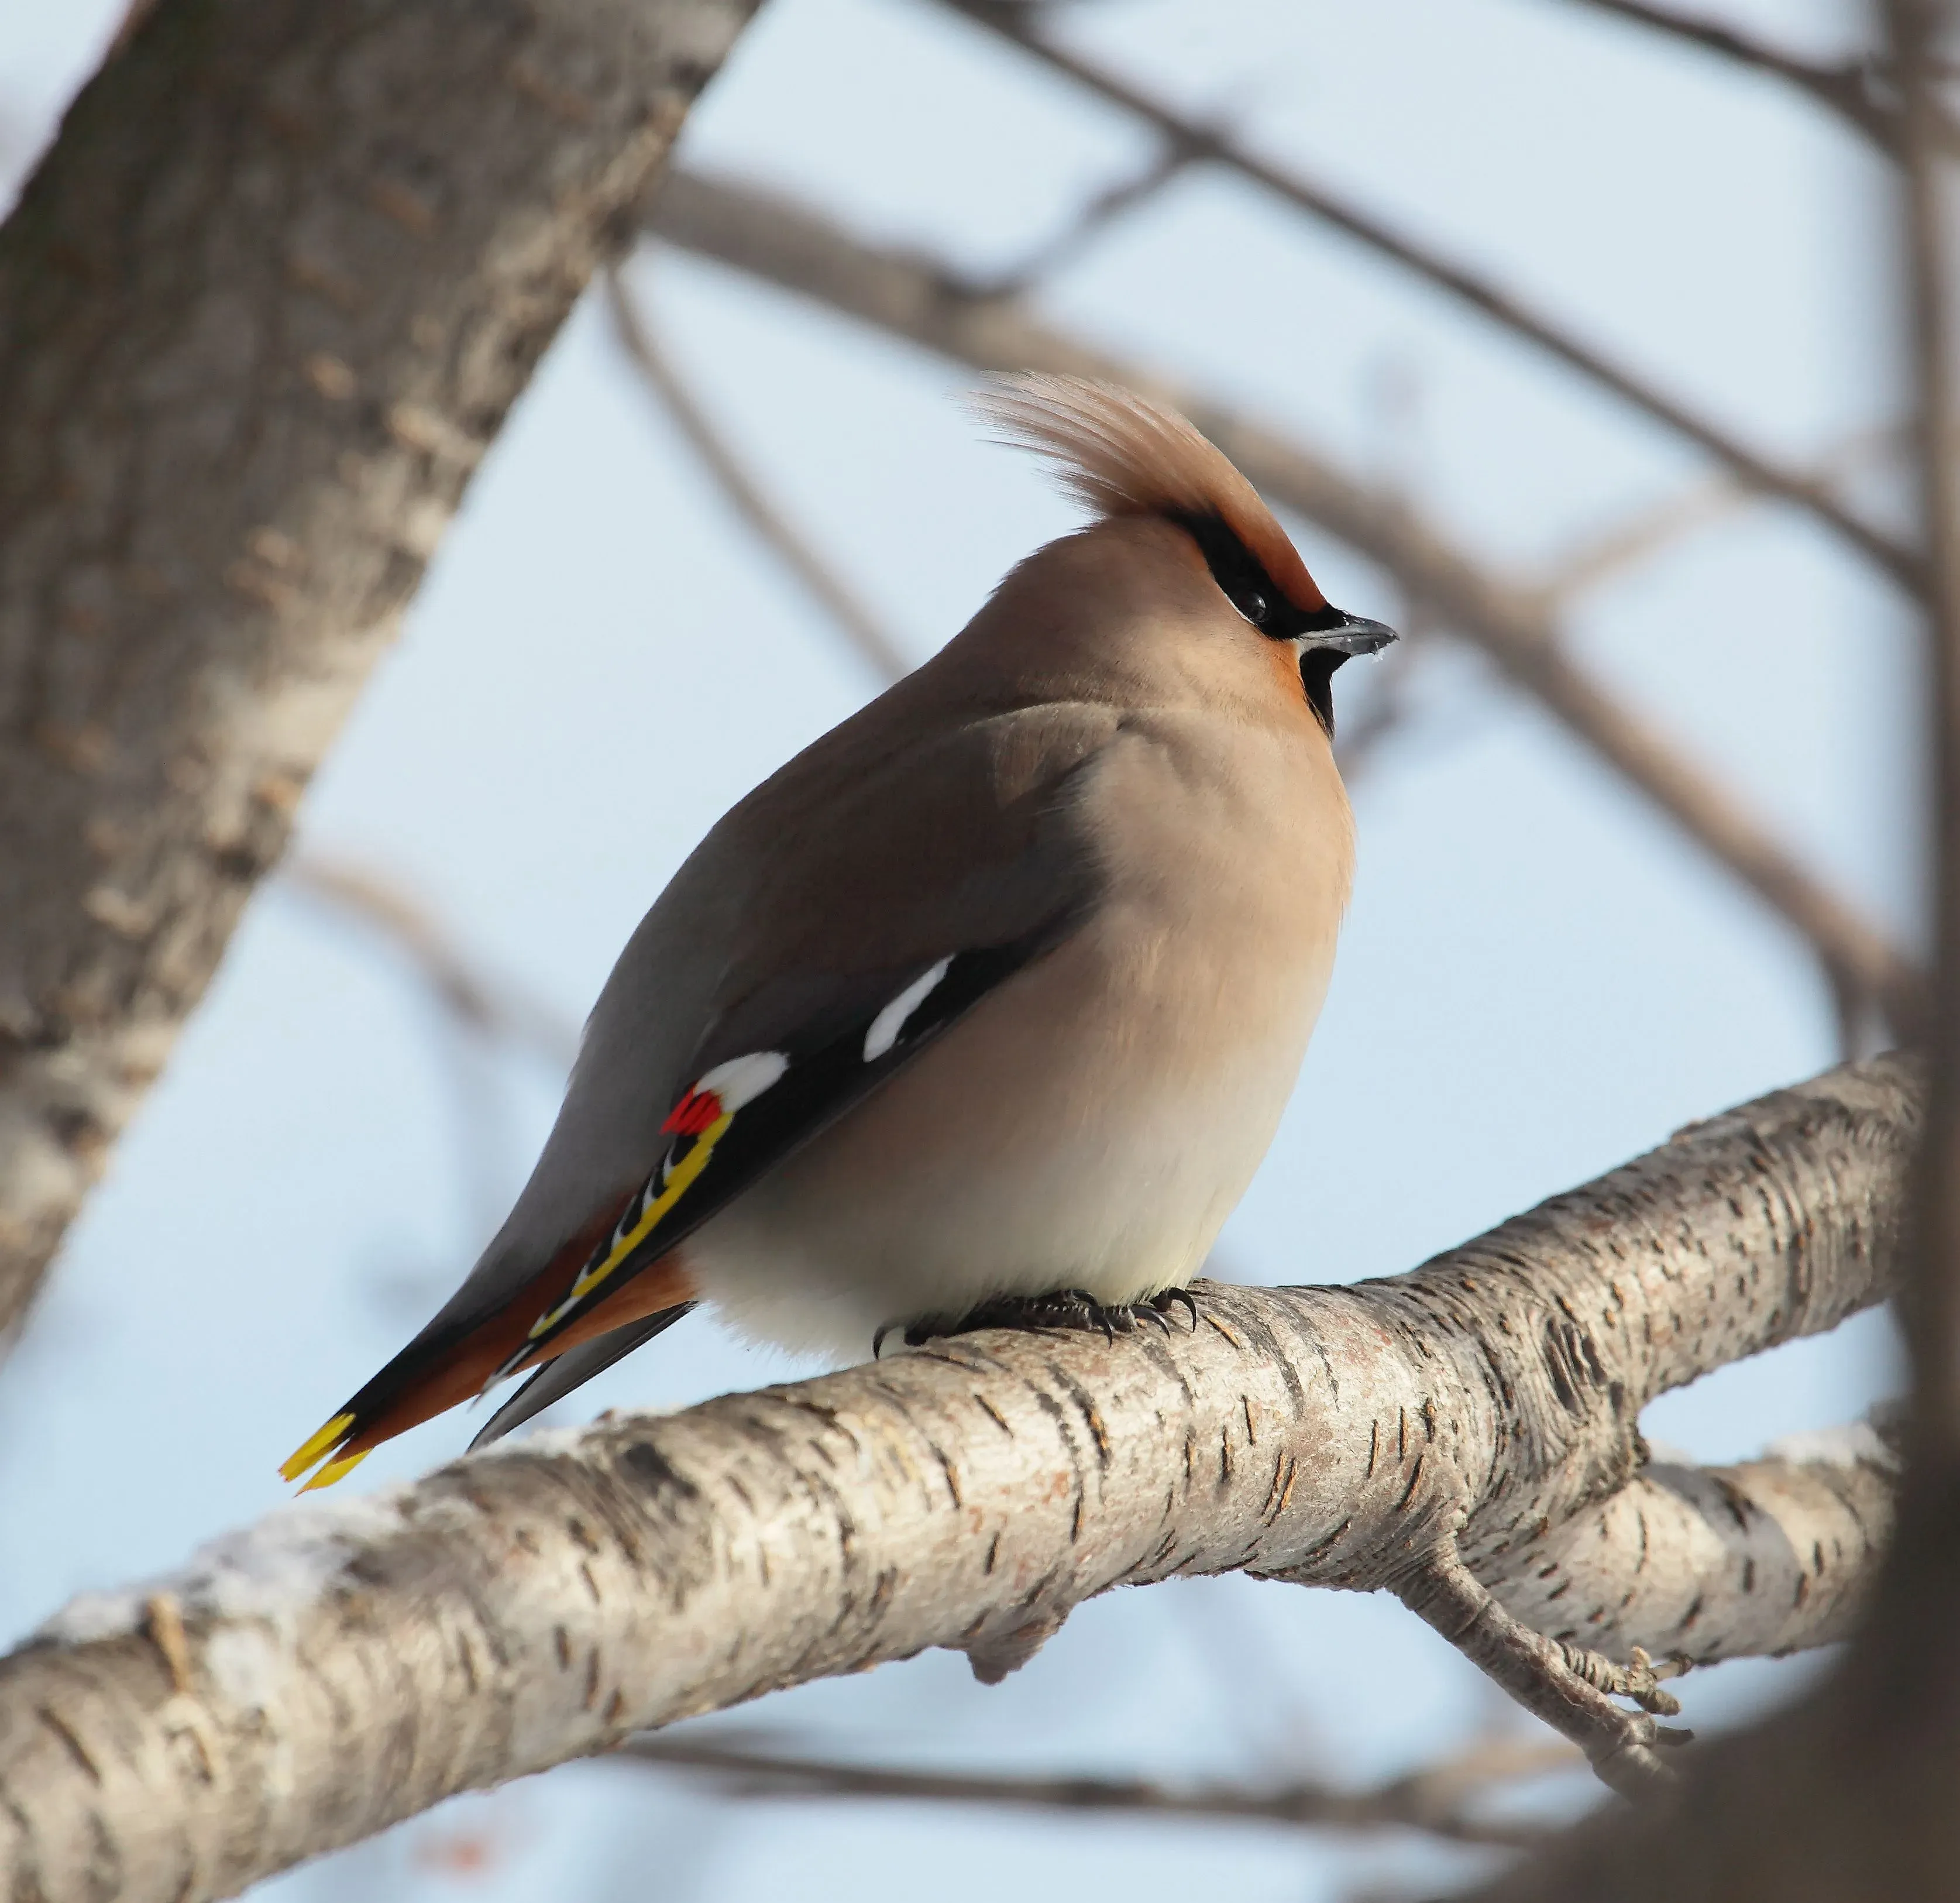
[1300,647,1346,738]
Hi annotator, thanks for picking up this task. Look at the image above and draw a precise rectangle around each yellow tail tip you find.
[300,1448,370,1492]
[279,1413,355,1483]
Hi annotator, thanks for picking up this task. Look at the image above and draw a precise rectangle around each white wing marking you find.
[693,1050,789,1111]
[863,957,954,1063]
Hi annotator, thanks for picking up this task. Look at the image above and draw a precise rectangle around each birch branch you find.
[0,0,761,1351]
[644,168,1925,1033]
[0,1053,1916,1899]
[617,1730,1576,1849]
[938,0,1920,594]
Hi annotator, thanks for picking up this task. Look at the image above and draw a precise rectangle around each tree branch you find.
[604,267,912,684]
[936,0,1921,594]
[1555,0,1894,146]
[1469,13,1960,1897]
[1892,0,1960,1449]
[283,856,580,1070]
[1538,421,1906,603]
[0,1053,1916,1898]
[644,168,1925,1033]
[1394,1548,1686,1795]
[616,1729,1575,1849]
[0,0,761,1352]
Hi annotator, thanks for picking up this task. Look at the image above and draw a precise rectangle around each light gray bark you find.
[0,1054,1915,1900]
[0,0,761,1347]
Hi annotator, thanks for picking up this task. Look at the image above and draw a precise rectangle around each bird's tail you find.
[280,1252,697,1489]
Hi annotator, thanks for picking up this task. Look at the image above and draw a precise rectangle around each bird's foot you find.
[885,1285,1200,1351]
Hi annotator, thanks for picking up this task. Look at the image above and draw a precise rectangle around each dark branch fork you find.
[0,1054,1916,1898]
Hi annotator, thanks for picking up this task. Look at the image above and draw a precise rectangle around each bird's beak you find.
[1303,613,1399,657]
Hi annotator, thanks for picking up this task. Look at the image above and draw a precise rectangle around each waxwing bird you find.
[281,374,1397,1490]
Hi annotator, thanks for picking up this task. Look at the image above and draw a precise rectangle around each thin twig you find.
[604,267,911,685]
[1557,0,1892,145]
[283,857,580,1070]
[969,145,1189,300]
[615,1730,1577,1850]
[1389,1549,1686,1796]
[1538,421,1906,602]
[645,169,1926,1033]
[937,0,1922,596]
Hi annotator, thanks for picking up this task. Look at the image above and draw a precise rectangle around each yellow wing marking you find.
[520,1108,735,1345]
[278,1105,737,1490]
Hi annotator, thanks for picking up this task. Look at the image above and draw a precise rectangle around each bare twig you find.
[969,145,1189,300]
[645,169,1926,1032]
[283,857,579,1071]
[937,0,1921,595]
[1538,421,1906,602]
[1557,0,1893,146]
[615,1729,1576,1850]
[1391,1548,1684,1796]
[604,267,911,684]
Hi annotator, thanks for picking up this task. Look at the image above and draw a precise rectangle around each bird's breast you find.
[690,712,1353,1361]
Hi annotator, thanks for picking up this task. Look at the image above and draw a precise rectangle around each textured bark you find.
[0,0,761,1345]
[644,170,1925,1034]
[1471,15,1960,1895]
[0,1055,1915,1901]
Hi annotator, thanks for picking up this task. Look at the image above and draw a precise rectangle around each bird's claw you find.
[889,1284,1202,1348]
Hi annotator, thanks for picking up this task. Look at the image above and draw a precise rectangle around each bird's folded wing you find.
[489,926,1075,1378]
[280,702,1117,1486]
[468,1304,697,1450]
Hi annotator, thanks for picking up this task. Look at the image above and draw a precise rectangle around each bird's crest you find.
[974,373,1326,612]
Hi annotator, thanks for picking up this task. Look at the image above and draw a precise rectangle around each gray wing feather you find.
[468,1308,695,1450]
[408,694,1119,1354]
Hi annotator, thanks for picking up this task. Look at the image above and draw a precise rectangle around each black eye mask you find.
[1165,509,1398,737]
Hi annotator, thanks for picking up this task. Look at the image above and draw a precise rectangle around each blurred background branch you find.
[617,1729,1578,1850]
[645,168,1924,1033]
[283,858,580,1072]
[941,0,1920,592]
[606,267,913,684]
[1559,0,1897,145]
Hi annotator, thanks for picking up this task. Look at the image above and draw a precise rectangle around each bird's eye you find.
[1233,590,1269,626]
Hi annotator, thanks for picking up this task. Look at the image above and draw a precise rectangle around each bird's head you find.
[974,373,1397,737]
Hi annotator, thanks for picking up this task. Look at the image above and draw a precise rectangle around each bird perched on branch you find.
[283,374,1395,1489]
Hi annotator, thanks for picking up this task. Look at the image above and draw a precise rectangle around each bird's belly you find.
[687,890,1335,1362]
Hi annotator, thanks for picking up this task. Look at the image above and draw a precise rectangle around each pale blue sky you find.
[0,4,1915,1898]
